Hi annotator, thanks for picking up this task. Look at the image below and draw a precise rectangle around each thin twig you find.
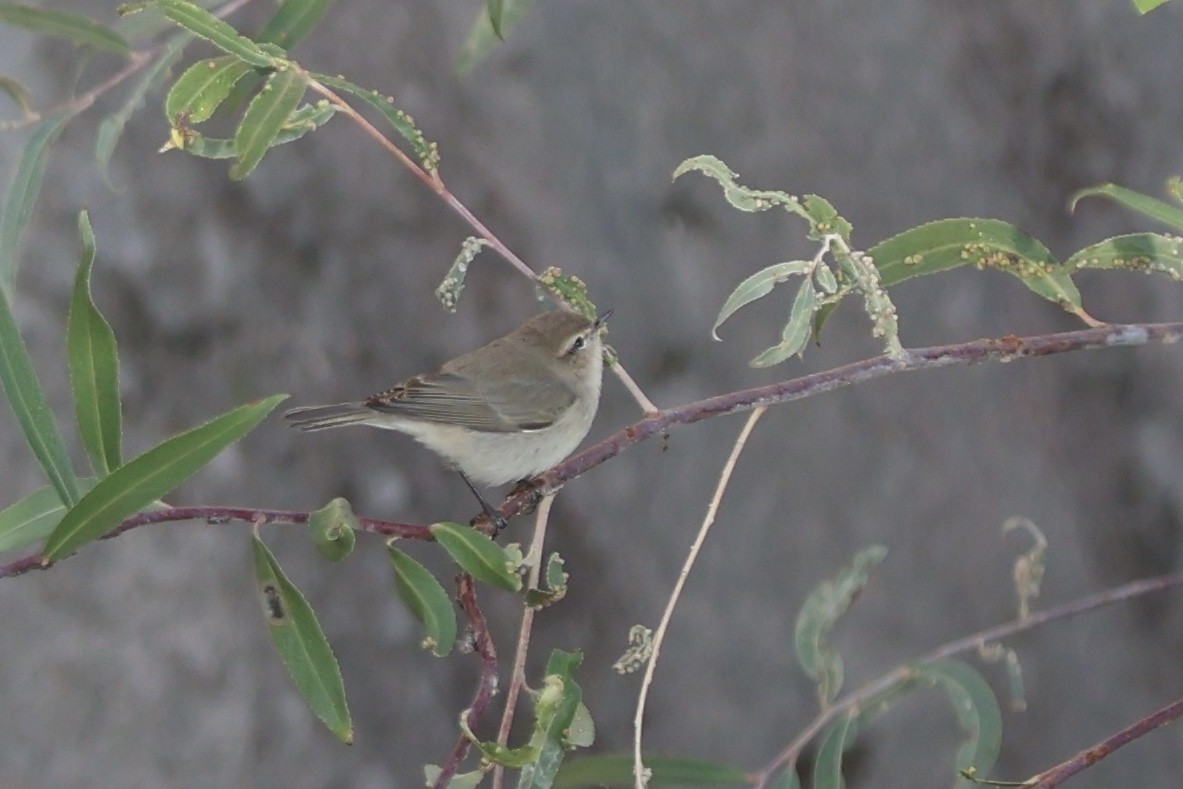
[491,493,556,789]
[1025,696,1183,788]
[433,573,498,789]
[3,0,260,130]
[634,406,767,789]
[0,505,428,579]
[750,570,1183,787]
[502,322,1183,520]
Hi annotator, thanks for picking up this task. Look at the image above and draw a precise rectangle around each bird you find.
[285,309,609,521]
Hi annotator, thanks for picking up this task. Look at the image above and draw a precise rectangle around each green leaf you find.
[914,659,1002,788]
[306,497,356,561]
[68,212,122,477]
[516,650,588,788]
[96,35,187,181]
[252,532,352,743]
[525,551,569,609]
[457,0,537,74]
[0,75,36,122]
[0,2,131,56]
[1064,233,1183,282]
[1133,0,1172,13]
[487,0,505,38]
[131,0,279,68]
[165,55,254,125]
[673,154,800,214]
[312,73,439,173]
[794,545,888,707]
[430,521,523,592]
[813,712,858,789]
[0,109,75,295]
[229,66,309,180]
[436,236,491,312]
[0,479,94,553]
[258,0,335,48]
[712,260,810,339]
[769,767,801,789]
[163,101,336,158]
[867,218,1083,313]
[423,767,484,789]
[554,754,748,787]
[387,543,456,657]
[749,279,818,368]
[0,266,82,509]
[42,394,285,561]
[1070,182,1183,231]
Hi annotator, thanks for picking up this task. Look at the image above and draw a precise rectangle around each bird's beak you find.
[595,308,614,329]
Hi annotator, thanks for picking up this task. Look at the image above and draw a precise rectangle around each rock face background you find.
[2,2,1183,786]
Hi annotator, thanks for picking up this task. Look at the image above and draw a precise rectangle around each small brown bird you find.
[285,310,609,494]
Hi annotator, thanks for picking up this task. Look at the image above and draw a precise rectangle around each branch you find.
[433,572,498,789]
[497,321,1183,520]
[1025,696,1183,788]
[0,505,428,579]
[750,570,1183,787]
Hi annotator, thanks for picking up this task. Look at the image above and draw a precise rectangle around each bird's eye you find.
[570,335,587,352]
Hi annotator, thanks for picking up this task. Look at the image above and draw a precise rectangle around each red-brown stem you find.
[1025,696,1183,788]
[433,573,498,789]
[0,506,428,579]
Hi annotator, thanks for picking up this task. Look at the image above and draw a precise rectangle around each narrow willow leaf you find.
[536,266,598,320]
[164,55,254,124]
[457,0,537,74]
[673,154,800,214]
[387,543,456,657]
[794,545,888,707]
[487,0,505,38]
[801,194,853,240]
[436,236,491,312]
[1133,0,1172,14]
[68,212,122,476]
[307,497,357,561]
[252,533,353,743]
[0,75,36,122]
[430,521,523,592]
[42,394,285,561]
[813,713,858,789]
[96,35,187,180]
[1064,233,1183,282]
[165,101,336,158]
[0,280,82,509]
[229,67,308,180]
[554,754,749,787]
[258,0,335,48]
[712,260,810,339]
[0,2,131,56]
[0,479,94,553]
[423,767,484,789]
[0,109,75,294]
[867,218,1082,313]
[512,650,586,787]
[749,280,818,368]
[914,660,1002,788]
[129,0,277,67]
[1070,182,1183,231]
[313,73,439,173]
[525,551,569,609]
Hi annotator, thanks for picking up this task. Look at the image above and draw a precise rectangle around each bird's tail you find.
[284,403,372,431]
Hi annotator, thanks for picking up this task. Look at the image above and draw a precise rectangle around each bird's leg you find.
[459,471,509,535]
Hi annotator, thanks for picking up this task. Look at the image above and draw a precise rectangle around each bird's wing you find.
[364,369,576,433]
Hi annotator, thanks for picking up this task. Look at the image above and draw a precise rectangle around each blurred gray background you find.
[3,1,1183,787]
